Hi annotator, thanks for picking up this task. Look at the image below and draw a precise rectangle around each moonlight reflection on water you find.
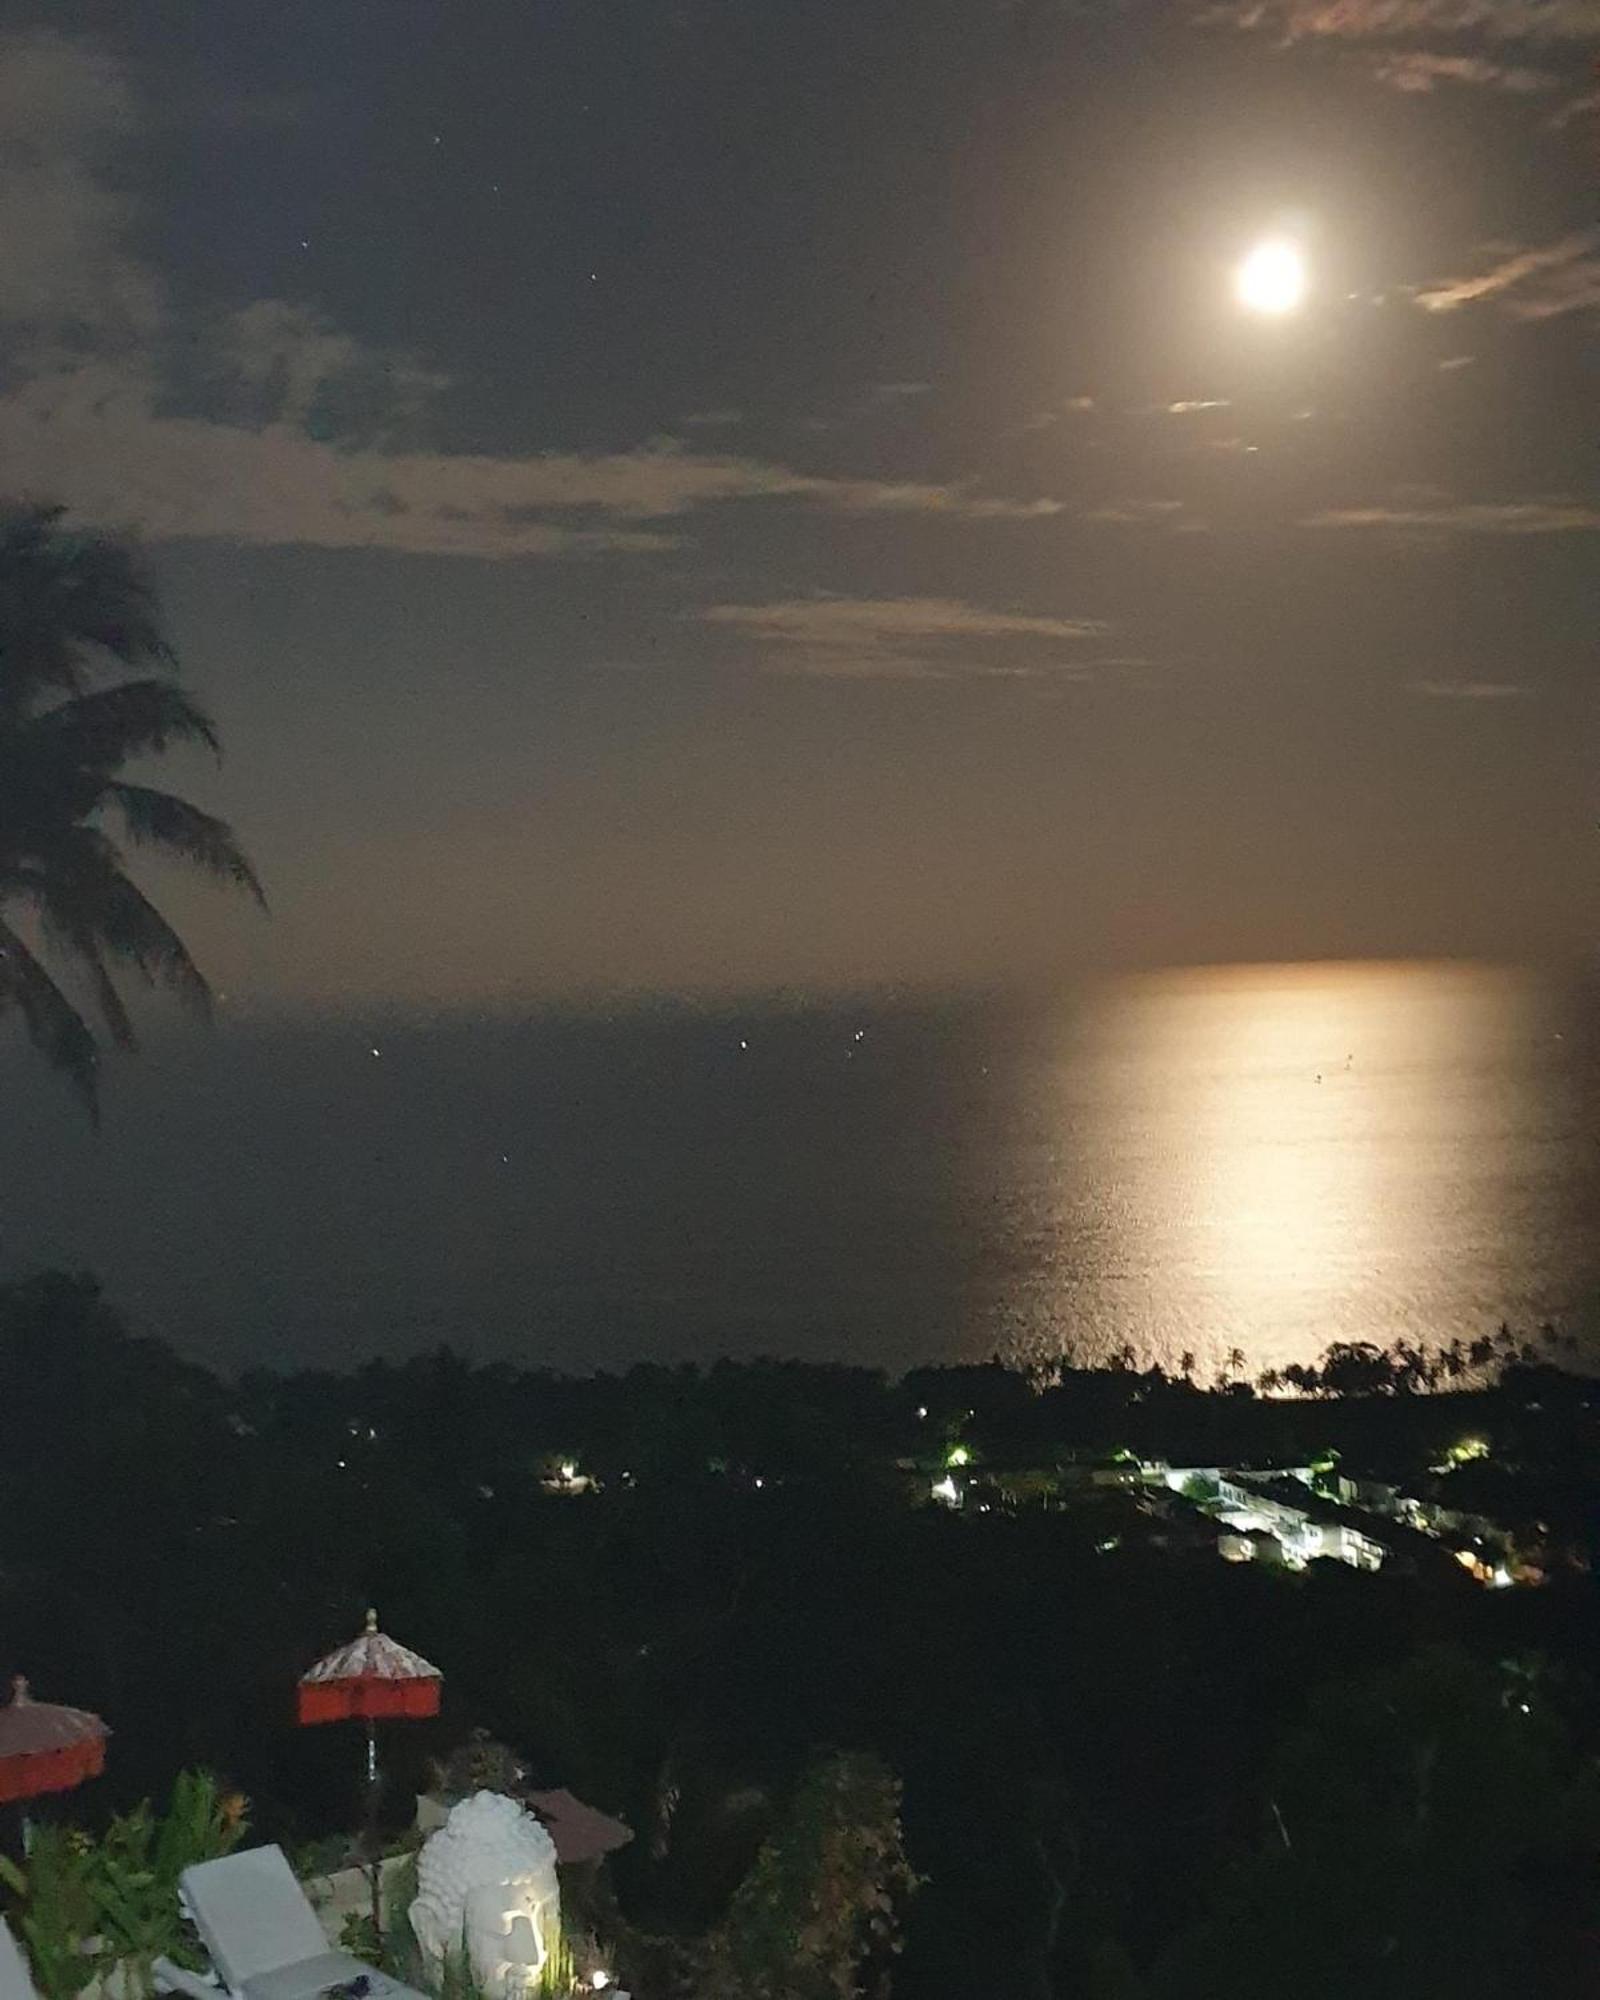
[1,960,1594,1376]
[997,962,1600,1376]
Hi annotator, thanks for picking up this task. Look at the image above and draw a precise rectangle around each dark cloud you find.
[1368,47,1560,85]
[1413,229,1600,317]
[1196,0,1600,45]
[1305,498,1600,532]
[699,594,1113,678]
[1406,677,1536,696]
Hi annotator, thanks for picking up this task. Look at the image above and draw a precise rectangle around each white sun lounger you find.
[1,1916,42,2000]
[153,1845,429,2000]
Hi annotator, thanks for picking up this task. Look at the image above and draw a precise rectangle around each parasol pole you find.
[361,1608,381,1791]
[358,1608,383,1917]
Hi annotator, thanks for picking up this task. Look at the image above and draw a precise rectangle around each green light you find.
[1446,1435,1489,1466]
[946,1444,971,1468]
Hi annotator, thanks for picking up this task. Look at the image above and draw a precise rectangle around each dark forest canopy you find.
[4,1271,1600,1997]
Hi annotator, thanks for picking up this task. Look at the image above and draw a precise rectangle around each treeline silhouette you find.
[3,1270,1599,1997]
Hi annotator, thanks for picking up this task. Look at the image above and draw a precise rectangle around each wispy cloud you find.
[216,299,449,438]
[1304,498,1600,533]
[1368,48,1558,88]
[1414,228,1600,316]
[1197,0,1600,46]
[1081,498,1195,526]
[1007,395,1097,437]
[679,408,745,428]
[1547,86,1600,126]
[0,30,161,357]
[870,381,935,402]
[699,595,1111,680]
[0,366,1065,559]
[1406,678,1536,698]
[0,30,1062,560]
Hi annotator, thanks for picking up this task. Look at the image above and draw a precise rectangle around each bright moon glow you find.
[1236,239,1307,316]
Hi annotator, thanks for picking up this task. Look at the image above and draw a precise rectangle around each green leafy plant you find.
[289,1835,355,1881]
[535,1922,576,1999]
[3,1773,247,2000]
[338,1911,383,1967]
[87,1771,248,1992]
[690,1751,920,2000]
[0,1829,99,2000]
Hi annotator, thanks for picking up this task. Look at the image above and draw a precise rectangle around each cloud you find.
[1007,395,1096,436]
[1158,399,1232,415]
[1406,679,1536,698]
[1081,498,1194,526]
[0,30,161,355]
[1413,228,1600,316]
[698,595,1111,679]
[215,300,451,437]
[870,381,935,402]
[679,408,745,428]
[0,28,442,432]
[0,365,1065,559]
[1196,0,1600,45]
[1547,86,1600,125]
[0,30,1069,561]
[1304,498,1600,533]
[1368,48,1558,86]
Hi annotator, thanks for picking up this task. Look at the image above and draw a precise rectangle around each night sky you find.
[2,1,1595,1011]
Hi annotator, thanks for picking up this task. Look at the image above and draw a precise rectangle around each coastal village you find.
[924,1439,1542,1587]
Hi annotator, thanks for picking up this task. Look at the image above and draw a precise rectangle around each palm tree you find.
[0,503,264,1115]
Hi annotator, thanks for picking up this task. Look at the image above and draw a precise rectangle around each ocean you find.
[3,961,1597,1377]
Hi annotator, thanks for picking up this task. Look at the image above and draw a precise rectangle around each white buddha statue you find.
[410,1791,561,1998]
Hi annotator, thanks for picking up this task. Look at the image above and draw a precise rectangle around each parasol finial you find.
[364,1607,379,1635]
[9,1677,28,1705]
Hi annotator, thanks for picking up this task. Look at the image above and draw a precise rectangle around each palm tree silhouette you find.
[0,504,264,1115]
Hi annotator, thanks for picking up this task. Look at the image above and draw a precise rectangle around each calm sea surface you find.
[3,961,1597,1376]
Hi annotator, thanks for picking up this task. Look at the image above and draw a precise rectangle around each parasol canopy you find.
[297,1609,442,1725]
[0,1678,109,1805]
[524,1788,633,1867]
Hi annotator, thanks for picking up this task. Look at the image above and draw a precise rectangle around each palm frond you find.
[10,848,213,1017]
[79,942,137,1051]
[33,905,138,1052]
[0,917,100,1116]
[23,679,220,771]
[0,504,174,713]
[0,504,261,1113]
[59,863,214,1017]
[106,783,268,907]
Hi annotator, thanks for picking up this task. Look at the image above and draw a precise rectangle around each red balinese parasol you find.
[0,1677,109,1806]
[297,1609,441,1786]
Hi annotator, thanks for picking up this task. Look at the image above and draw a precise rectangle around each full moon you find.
[1236,238,1307,316]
